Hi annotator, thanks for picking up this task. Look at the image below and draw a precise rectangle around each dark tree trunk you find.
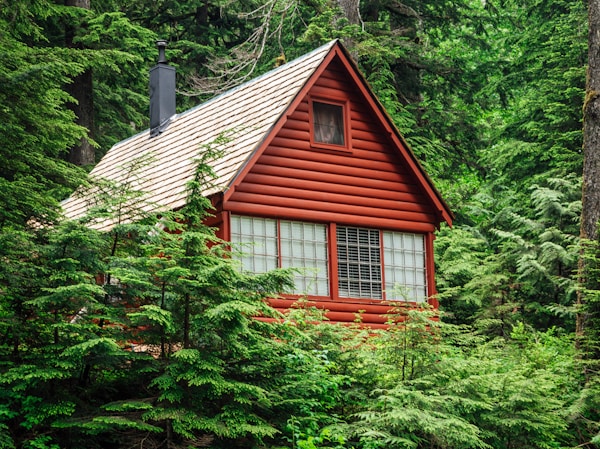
[65,0,95,166]
[337,0,361,61]
[576,0,600,357]
[581,1,600,243]
[337,0,361,27]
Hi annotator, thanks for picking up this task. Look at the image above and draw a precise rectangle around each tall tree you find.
[581,1,600,243]
[0,0,88,227]
[65,0,96,166]
[577,0,600,354]
[571,2,600,445]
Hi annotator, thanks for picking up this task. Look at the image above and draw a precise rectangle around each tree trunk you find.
[582,1,600,242]
[65,0,95,166]
[576,0,600,355]
[183,293,191,349]
[337,0,362,61]
[337,0,362,28]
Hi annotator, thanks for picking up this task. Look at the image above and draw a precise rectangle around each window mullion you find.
[277,219,282,269]
[380,230,386,301]
[329,223,339,301]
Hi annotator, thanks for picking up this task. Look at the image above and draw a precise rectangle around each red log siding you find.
[264,297,432,329]
[426,232,438,308]
[204,211,225,240]
[267,297,403,325]
[222,57,441,326]
[225,60,439,231]
[205,194,226,240]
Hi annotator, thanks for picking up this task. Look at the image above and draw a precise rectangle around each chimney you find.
[149,40,176,137]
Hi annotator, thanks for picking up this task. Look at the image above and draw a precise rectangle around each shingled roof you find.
[62,41,339,226]
[62,39,452,230]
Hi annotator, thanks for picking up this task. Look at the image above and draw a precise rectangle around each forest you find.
[0,0,599,448]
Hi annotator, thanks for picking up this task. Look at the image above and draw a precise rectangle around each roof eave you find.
[333,42,454,227]
[222,40,340,202]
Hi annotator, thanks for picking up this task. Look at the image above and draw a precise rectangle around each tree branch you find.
[185,0,299,97]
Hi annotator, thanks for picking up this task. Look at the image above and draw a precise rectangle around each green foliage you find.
[571,234,600,446]
[435,226,491,322]
[326,321,577,449]
[0,0,596,447]
[350,388,489,449]
[437,170,581,333]
[79,11,158,150]
[0,6,86,226]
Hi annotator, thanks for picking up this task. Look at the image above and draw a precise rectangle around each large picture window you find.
[383,231,427,302]
[230,215,427,302]
[231,215,329,296]
[280,220,329,296]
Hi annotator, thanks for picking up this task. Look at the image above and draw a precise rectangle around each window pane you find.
[337,226,382,299]
[313,102,345,146]
[383,232,427,302]
[230,215,278,274]
[280,220,329,296]
[231,216,329,296]
[281,240,291,257]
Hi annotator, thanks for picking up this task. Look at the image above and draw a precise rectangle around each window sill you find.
[278,293,421,306]
[310,141,353,153]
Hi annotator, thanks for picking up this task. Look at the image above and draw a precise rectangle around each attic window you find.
[312,100,346,147]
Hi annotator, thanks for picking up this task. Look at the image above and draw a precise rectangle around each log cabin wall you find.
[223,56,441,325]
[61,41,450,327]
[224,57,439,233]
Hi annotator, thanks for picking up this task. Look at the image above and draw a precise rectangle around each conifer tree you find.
[578,0,600,351]
[572,0,600,445]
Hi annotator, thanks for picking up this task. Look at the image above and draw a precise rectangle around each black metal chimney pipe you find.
[149,40,176,137]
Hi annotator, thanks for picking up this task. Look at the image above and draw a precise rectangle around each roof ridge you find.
[174,39,338,123]
[108,41,339,150]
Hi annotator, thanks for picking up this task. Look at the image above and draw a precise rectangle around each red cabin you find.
[62,40,453,328]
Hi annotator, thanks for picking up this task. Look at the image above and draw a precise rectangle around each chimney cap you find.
[156,40,168,64]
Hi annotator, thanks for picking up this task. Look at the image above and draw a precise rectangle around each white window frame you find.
[231,215,329,296]
[280,220,330,296]
[382,231,427,302]
[230,215,428,303]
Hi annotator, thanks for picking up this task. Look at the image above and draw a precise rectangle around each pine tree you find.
[573,1,600,445]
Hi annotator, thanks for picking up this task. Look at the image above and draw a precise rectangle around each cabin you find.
[62,40,453,328]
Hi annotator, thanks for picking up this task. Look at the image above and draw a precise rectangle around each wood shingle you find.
[61,39,454,326]
[62,41,338,227]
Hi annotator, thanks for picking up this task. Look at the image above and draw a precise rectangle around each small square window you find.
[313,101,345,146]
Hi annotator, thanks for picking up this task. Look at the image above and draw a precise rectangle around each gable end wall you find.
[224,59,439,233]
